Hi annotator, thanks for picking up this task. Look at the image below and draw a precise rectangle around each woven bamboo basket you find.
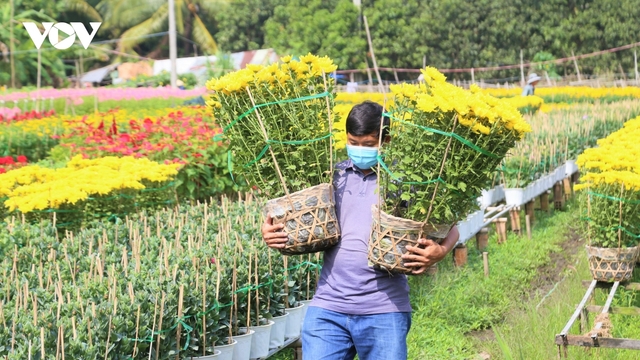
[586,245,639,282]
[265,183,340,255]
[368,204,454,274]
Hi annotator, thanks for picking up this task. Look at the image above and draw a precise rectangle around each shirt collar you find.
[341,159,377,178]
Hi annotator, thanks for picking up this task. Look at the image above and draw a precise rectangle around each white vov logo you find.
[23,22,101,50]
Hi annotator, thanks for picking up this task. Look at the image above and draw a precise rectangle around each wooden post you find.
[363,16,385,94]
[453,244,468,267]
[554,182,565,210]
[520,49,525,87]
[393,69,400,83]
[525,214,532,240]
[540,191,550,213]
[471,68,475,84]
[509,208,521,235]
[571,50,582,82]
[293,346,303,360]
[572,171,580,184]
[525,200,535,225]
[483,252,489,278]
[475,227,489,251]
[495,218,508,244]
[563,177,573,200]
[635,50,638,85]
[366,65,374,92]
[10,0,15,88]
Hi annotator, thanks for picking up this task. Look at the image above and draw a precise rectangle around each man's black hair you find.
[345,101,390,140]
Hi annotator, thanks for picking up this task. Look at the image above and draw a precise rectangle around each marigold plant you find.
[0,155,180,214]
[380,68,531,224]
[576,116,640,248]
[206,54,338,198]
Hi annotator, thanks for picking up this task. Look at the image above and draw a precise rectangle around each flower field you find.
[4,70,640,358]
[482,86,640,104]
[0,196,320,359]
[576,116,640,248]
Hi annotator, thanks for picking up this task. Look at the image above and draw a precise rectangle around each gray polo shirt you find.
[310,159,412,315]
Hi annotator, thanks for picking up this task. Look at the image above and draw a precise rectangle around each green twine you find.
[213,91,332,142]
[243,133,333,169]
[382,112,500,159]
[580,215,640,239]
[587,191,640,205]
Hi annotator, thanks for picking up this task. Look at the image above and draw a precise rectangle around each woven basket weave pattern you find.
[265,183,340,255]
[368,205,453,274]
[586,245,639,282]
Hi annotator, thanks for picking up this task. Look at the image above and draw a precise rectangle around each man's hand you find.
[402,239,448,275]
[262,214,289,249]
[402,226,459,275]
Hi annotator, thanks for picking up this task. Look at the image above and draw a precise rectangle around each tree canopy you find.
[3,0,640,86]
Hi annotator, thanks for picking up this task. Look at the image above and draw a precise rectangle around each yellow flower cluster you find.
[205,54,338,96]
[0,156,180,213]
[576,116,640,191]
[501,95,544,112]
[335,92,391,105]
[481,86,640,100]
[390,68,532,137]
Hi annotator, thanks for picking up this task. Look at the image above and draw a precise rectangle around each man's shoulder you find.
[335,159,352,171]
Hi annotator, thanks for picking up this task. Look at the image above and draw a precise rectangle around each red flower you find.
[210,257,216,264]
[0,168,5,174]
[17,155,27,164]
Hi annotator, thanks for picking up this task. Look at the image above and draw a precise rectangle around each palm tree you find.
[97,0,225,56]
[0,0,66,87]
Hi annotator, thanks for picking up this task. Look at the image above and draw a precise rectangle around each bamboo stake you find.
[176,284,184,360]
[247,250,252,329]
[155,292,166,360]
[71,316,77,340]
[41,327,46,359]
[202,269,207,356]
[133,305,141,358]
[255,251,259,326]
[104,316,112,360]
[420,115,458,238]
[60,326,65,360]
[231,256,237,341]
[148,297,158,360]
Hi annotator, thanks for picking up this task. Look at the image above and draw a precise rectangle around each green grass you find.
[477,220,640,359]
[270,204,585,359]
[406,204,577,359]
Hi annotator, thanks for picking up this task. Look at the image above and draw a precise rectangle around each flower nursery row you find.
[0,87,207,103]
[482,86,640,104]
[0,195,318,360]
[0,106,238,219]
[568,114,640,283]
[576,115,640,247]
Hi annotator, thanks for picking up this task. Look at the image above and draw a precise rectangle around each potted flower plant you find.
[207,54,341,255]
[371,68,531,274]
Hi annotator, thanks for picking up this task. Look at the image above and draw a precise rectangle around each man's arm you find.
[402,225,460,275]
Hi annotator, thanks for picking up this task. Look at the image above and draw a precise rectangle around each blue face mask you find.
[346,144,379,169]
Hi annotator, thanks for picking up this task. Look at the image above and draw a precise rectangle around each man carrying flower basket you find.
[262,101,460,360]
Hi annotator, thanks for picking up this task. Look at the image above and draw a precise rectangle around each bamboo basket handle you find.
[321,72,334,175]
[246,87,294,208]
[419,114,458,240]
